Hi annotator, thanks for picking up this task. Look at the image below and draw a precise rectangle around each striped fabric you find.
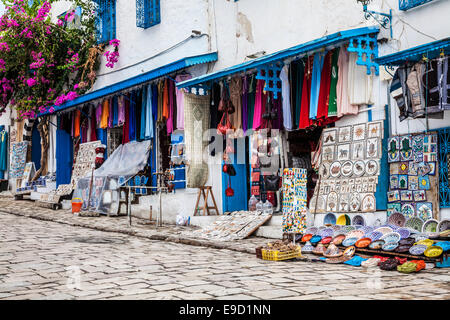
[23,118,35,142]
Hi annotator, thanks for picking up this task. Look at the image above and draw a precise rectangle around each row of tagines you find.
[299,224,449,259]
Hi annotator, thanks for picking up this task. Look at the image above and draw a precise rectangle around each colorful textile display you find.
[0,129,8,172]
[282,168,308,233]
[184,92,210,188]
[10,141,29,179]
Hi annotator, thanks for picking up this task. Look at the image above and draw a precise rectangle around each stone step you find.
[254,225,283,239]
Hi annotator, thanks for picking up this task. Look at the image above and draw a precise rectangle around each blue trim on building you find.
[39,52,218,116]
[176,26,380,89]
[399,0,434,11]
[375,38,450,66]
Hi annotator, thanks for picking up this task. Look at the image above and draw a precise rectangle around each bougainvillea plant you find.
[0,0,120,119]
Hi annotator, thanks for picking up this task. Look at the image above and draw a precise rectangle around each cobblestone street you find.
[0,210,449,300]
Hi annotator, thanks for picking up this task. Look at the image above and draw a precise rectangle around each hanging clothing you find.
[247,75,256,130]
[96,103,102,126]
[74,110,81,138]
[253,79,266,130]
[423,57,450,113]
[210,82,221,129]
[280,65,292,130]
[348,52,373,106]
[336,46,358,117]
[328,48,340,117]
[167,80,174,134]
[407,63,426,118]
[108,98,114,128]
[157,80,164,123]
[100,99,109,129]
[90,105,97,142]
[112,96,118,127]
[129,92,136,141]
[309,52,326,120]
[0,129,8,172]
[316,50,333,123]
[152,84,158,125]
[229,76,243,131]
[144,84,154,139]
[135,89,143,141]
[140,86,148,140]
[122,94,130,144]
[242,76,248,132]
[293,60,304,128]
[299,56,313,129]
[162,79,169,120]
[118,96,125,126]
[175,74,192,130]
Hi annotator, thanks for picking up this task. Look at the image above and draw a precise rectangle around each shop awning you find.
[176,26,380,89]
[375,37,450,66]
[39,52,218,116]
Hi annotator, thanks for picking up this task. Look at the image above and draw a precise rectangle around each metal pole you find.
[128,186,131,227]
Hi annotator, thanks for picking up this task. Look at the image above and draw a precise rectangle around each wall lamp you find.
[357,0,393,38]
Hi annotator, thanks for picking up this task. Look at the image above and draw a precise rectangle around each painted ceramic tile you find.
[400,135,413,161]
[418,175,431,190]
[413,190,427,202]
[326,192,338,212]
[412,134,424,163]
[390,162,400,175]
[399,162,409,175]
[417,162,431,176]
[387,190,400,202]
[389,175,399,190]
[337,144,351,161]
[365,160,379,176]
[349,193,361,212]
[428,162,436,175]
[338,126,352,143]
[351,141,365,160]
[322,145,335,162]
[338,193,350,212]
[416,202,433,221]
[323,128,337,145]
[423,133,438,162]
[352,124,366,141]
[400,190,413,202]
[387,137,400,163]
[387,202,402,214]
[361,194,376,212]
[408,176,419,190]
[366,138,379,159]
[408,161,418,176]
[401,203,416,219]
[368,121,383,139]
[398,175,408,189]
[368,184,375,193]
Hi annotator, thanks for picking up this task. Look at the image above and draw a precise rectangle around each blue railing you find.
[438,127,450,208]
[136,0,161,29]
[399,0,434,11]
[95,0,116,44]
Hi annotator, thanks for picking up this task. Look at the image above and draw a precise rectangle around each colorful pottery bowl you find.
[382,241,399,252]
[332,234,346,245]
[355,237,372,248]
[433,241,450,252]
[396,228,411,239]
[321,236,332,244]
[368,239,385,250]
[313,243,327,255]
[381,232,401,243]
[310,235,322,244]
[415,239,434,247]
[424,246,443,258]
[343,246,356,257]
[301,234,313,242]
[395,244,413,253]
[399,237,415,245]
[342,237,359,247]
[409,244,428,256]
[302,241,314,253]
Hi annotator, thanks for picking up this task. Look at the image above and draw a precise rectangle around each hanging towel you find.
[145,84,154,139]
[112,96,118,127]
[129,92,136,141]
[316,51,333,123]
[242,76,248,132]
[328,48,340,117]
[253,79,266,130]
[96,103,102,126]
[140,86,147,140]
[122,94,130,144]
[117,96,125,126]
[309,52,326,120]
[152,84,158,125]
[100,99,109,129]
[229,76,243,131]
[162,79,169,120]
[247,75,256,130]
[108,98,114,128]
[280,65,292,130]
[157,80,164,123]
[90,105,97,142]
[336,46,358,117]
[175,74,192,129]
[167,80,174,134]
[74,109,81,137]
[299,56,313,129]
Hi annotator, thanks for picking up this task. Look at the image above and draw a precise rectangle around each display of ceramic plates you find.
[361,226,374,235]
[341,161,353,177]
[367,231,383,241]
[368,239,385,250]
[321,236,332,244]
[365,160,378,176]
[388,212,406,228]
[373,227,393,235]
[410,233,429,241]
[395,244,413,253]
[301,234,313,242]
[343,246,356,257]
[382,241,399,251]
[319,227,334,238]
[323,213,337,226]
[305,227,319,235]
[415,239,434,247]
[310,235,322,244]
[302,241,314,253]
[342,237,358,247]
[355,237,372,248]
[399,237,415,245]
[346,230,365,240]
[337,214,351,226]
[313,243,327,255]
[396,227,411,240]
[433,241,450,251]
[422,219,439,233]
[380,232,401,243]
[361,194,376,213]
[341,225,355,232]
[353,160,365,176]
[323,243,342,258]
[409,244,428,256]
[319,163,330,179]
[332,234,346,245]
[352,215,366,226]
[331,225,341,232]
[424,246,443,258]
[438,219,450,232]
[330,161,342,178]
[405,217,424,232]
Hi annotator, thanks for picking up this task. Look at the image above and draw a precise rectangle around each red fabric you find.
[395,257,408,265]
[411,260,425,271]
[298,56,313,129]
[316,51,332,124]
[122,95,130,144]
[90,107,97,142]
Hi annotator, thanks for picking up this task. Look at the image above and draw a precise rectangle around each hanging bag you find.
[264,175,280,191]
[225,176,234,197]
[217,112,231,135]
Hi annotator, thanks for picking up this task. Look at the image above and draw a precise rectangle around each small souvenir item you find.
[423,133,438,162]
[369,239,385,249]
[409,244,428,256]
[412,134,424,163]
[366,138,379,159]
[408,176,419,190]
[417,162,431,176]
[413,190,426,202]
[319,227,334,238]
[399,162,409,175]
[408,161,418,176]
[367,121,382,138]
[415,239,434,247]
[396,227,411,239]
[338,193,350,212]
[382,241,399,252]
[361,194,375,212]
[337,144,351,161]
[387,203,402,216]
[351,141,365,160]
[418,175,430,190]
[349,193,360,212]
[321,236,333,244]
[332,234,346,245]
[319,163,330,179]
[401,203,416,219]
[323,128,337,145]
[340,161,353,177]
[373,226,394,235]
[388,212,406,227]
[302,241,314,253]
[324,243,342,258]
[422,219,439,233]
[342,237,358,247]
[365,160,378,176]
[310,235,322,244]
[428,162,436,175]
[405,216,424,232]
[326,192,338,212]
[353,160,365,176]
[400,135,413,161]
[323,213,337,226]
[416,202,433,221]
[389,175,399,190]
[322,145,335,162]
[398,175,408,189]
[355,237,372,248]
[338,126,352,143]
[438,219,450,232]
[380,232,401,243]
[343,246,356,257]
[387,190,400,203]
[312,243,327,255]
[352,215,366,226]
[329,161,341,178]
[388,137,400,163]
[400,190,413,202]
[352,124,366,141]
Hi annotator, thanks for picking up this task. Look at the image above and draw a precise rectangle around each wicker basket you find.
[255,246,263,259]
[261,247,302,261]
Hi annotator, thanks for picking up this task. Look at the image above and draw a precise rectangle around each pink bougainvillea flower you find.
[48,107,55,113]
[65,91,78,101]
[57,19,64,27]
[0,42,10,52]
[109,39,120,47]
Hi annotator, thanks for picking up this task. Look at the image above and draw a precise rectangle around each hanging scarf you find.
[122,94,130,144]
[118,96,125,126]
[129,92,136,141]
[100,99,109,129]
[140,86,147,140]
[90,105,97,142]
[145,84,154,139]
[112,96,119,127]
[167,79,174,134]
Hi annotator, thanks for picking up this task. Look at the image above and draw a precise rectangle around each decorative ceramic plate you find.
[409,244,428,256]
[395,244,413,253]
[302,241,314,253]
[422,219,439,233]
[353,160,365,176]
[410,233,429,242]
[355,237,372,248]
[396,228,411,239]
[365,160,378,176]
[349,194,360,212]
[380,232,401,243]
[388,212,406,227]
[367,231,383,241]
[368,239,385,250]
[343,246,356,257]
[415,239,434,247]
[305,227,319,235]
[332,234,346,245]
[387,224,400,231]
[399,237,415,246]
[346,230,365,240]
[433,241,450,251]
[342,237,358,247]
[352,215,366,226]
[428,232,440,239]
[405,217,424,232]
[341,225,356,233]
[320,227,334,238]
[361,194,376,212]
[310,235,322,244]
[401,204,416,219]
[373,227,394,235]
[330,161,342,178]
[301,234,313,242]
[327,192,339,212]
[438,219,450,232]
[424,246,443,258]
[331,225,342,232]
[321,236,333,244]
[341,161,353,177]
[382,241,399,252]
[323,213,337,226]
[361,226,374,235]
[319,163,330,179]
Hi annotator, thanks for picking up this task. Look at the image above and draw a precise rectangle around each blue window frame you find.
[399,0,434,11]
[136,0,161,29]
[438,127,450,208]
[95,0,116,44]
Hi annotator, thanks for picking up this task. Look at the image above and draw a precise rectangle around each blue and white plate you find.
[382,241,399,252]
[380,232,401,243]
[361,226,374,235]
[367,231,383,241]
[342,237,358,247]
[409,244,428,256]
[397,228,411,239]
[302,241,314,253]
[320,228,334,238]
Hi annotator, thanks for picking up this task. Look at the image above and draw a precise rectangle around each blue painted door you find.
[31,124,41,171]
[56,129,73,187]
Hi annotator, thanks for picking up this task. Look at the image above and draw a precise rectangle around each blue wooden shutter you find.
[95,0,116,44]
[136,0,161,29]
[438,127,450,208]
[399,0,434,11]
